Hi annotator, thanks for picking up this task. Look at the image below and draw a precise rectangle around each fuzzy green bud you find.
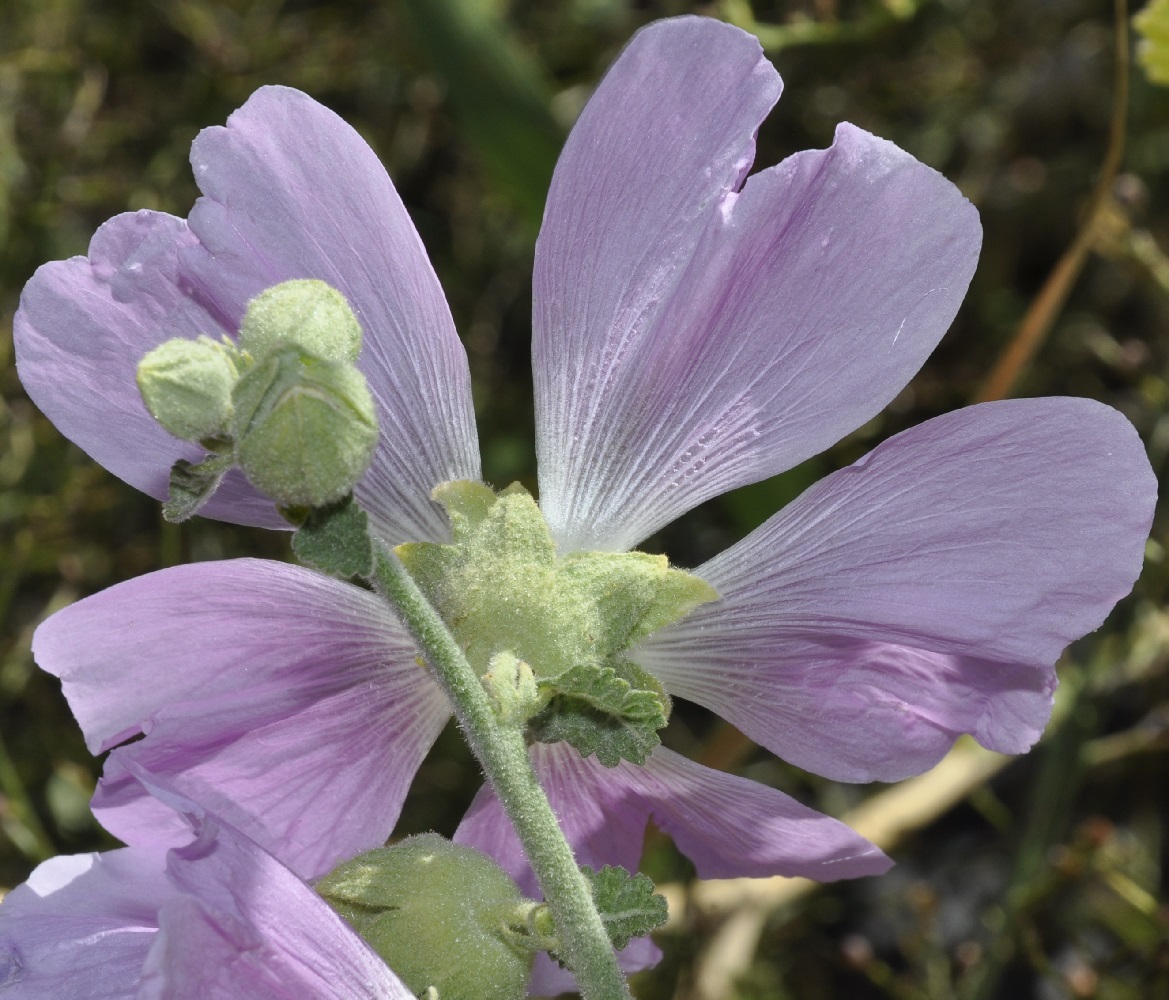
[238,279,363,363]
[231,345,378,507]
[316,834,537,1000]
[136,335,239,441]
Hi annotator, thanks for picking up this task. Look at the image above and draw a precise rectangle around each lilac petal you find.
[456,744,884,994]
[138,795,411,999]
[456,743,888,890]
[0,778,409,999]
[0,848,171,998]
[33,558,450,877]
[534,17,980,552]
[528,938,661,998]
[14,211,284,529]
[16,88,479,544]
[180,85,480,544]
[640,398,1157,782]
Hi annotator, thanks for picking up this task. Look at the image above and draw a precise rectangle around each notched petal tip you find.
[535,24,983,553]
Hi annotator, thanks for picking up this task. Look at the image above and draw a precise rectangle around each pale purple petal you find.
[528,938,661,999]
[33,558,451,877]
[138,790,411,1000]
[640,398,1157,782]
[456,743,888,888]
[0,848,171,998]
[13,211,283,529]
[0,777,409,999]
[181,85,480,544]
[534,17,980,552]
[456,744,884,994]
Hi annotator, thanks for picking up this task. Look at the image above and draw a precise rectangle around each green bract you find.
[136,335,240,442]
[397,481,717,765]
[238,278,363,363]
[231,345,378,508]
[316,834,538,1000]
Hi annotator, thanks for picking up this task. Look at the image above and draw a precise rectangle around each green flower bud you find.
[136,335,239,441]
[231,346,378,508]
[238,279,363,363]
[316,834,537,1000]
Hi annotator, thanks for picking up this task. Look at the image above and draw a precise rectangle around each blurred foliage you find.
[2,0,1169,998]
[1136,0,1169,84]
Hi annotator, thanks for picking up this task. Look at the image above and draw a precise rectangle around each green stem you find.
[372,545,631,1000]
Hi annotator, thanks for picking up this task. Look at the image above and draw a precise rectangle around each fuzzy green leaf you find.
[162,451,234,523]
[581,865,668,950]
[292,494,374,578]
[528,661,669,767]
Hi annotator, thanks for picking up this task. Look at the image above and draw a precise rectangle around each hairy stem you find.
[373,544,631,1000]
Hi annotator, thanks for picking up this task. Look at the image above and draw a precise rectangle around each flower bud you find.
[136,335,239,441]
[238,279,363,363]
[231,346,378,507]
[316,834,536,1000]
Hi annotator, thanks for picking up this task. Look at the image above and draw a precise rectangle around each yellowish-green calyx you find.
[397,481,718,766]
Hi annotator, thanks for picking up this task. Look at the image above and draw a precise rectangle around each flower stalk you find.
[372,544,631,1000]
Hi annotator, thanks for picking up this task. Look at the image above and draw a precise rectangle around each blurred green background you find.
[2,0,1168,997]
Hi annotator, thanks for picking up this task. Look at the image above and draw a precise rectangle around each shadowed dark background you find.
[1,1,1167,997]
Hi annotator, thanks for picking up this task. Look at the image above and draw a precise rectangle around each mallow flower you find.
[0,773,413,999]
[12,11,1156,981]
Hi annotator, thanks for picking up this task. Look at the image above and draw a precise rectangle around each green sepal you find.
[315,834,535,1000]
[497,902,559,955]
[581,865,668,952]
[161,451,234,523]
[231,346,378,508]
[397,481,717,683]
[397,480,718,767]
[291,494,374,578]
[528,661,669,767]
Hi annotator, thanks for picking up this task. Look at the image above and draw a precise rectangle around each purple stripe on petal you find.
[13,211,284,529]
[640,397,1157,782]
[181,86,480,544]
[94,666,451,879]
[535,17,980,553]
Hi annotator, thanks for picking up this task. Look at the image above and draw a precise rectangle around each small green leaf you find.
[162,452,234,523]
[581,865,668,951]
[292,494,374,578]
[528,662,669,767]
